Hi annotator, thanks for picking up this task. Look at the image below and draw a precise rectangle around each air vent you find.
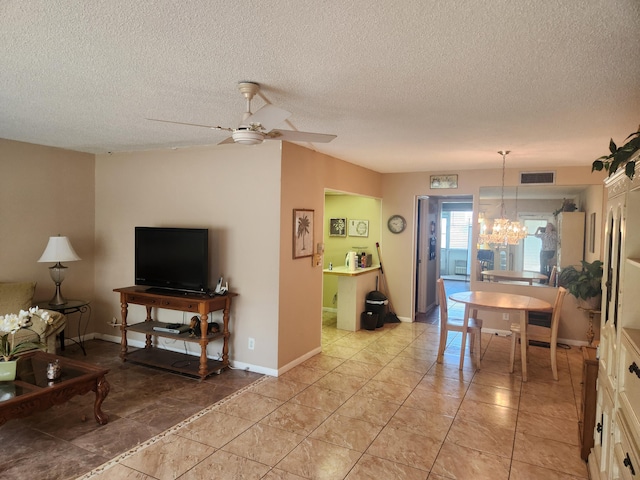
[520,171,555,185]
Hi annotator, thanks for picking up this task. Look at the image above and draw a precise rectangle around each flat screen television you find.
[135,227,209,293]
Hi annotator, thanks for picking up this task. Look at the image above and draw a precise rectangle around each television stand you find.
[114,286,237,379]
[143,287,208,297]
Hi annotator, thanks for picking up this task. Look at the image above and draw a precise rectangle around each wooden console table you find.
[114,286,236,379]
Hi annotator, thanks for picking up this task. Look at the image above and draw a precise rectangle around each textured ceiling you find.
[1,1,639,173]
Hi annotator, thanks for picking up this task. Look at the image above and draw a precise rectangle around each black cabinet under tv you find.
[114,286,236,379]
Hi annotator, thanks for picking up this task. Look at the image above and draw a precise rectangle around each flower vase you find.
[0,360,17,381]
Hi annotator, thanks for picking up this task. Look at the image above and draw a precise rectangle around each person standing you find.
[535,222,557,277]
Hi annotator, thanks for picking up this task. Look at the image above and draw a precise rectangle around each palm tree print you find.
[297,214,311,251]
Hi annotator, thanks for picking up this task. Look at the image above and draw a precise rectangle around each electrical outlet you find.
[248,337,255,350]
[503,313,510,320]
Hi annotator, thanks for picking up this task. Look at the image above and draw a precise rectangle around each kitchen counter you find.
[322,265,380,276]
[323,265,381,331]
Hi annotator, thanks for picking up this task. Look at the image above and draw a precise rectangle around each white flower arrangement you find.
[0,307,52,361]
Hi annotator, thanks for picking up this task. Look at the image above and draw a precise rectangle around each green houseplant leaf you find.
[558,260,603,301]
[592,129,640,180]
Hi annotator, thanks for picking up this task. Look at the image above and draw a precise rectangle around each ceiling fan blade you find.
[244,104,291,132]
[266,129,336,143]
[218,136,236,145]
[146,118,232,132]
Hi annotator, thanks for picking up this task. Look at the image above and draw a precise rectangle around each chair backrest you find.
[436,278,448,326]
[548,265,557,286]
[550,286,568,341]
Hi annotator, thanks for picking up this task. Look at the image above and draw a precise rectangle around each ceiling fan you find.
[147,82,336,146]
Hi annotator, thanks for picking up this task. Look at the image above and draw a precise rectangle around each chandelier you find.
[478,150,528,246]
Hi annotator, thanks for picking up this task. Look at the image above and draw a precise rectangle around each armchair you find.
[0,282,66,354]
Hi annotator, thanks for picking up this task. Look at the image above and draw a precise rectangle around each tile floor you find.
[2,290,590,479]
[0,340,262,480]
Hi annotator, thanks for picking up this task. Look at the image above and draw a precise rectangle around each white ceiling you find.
[1,1,639,173]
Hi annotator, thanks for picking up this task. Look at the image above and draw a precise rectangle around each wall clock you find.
[387,214,406,234]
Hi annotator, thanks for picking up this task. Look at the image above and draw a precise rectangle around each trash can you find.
[365,290,388,328]
[361,311,378,330]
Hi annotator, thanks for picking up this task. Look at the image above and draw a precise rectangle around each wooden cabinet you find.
[114,286,236,380]
[556,211,585,269]
[580,346,598,460]
[589,160,640,479]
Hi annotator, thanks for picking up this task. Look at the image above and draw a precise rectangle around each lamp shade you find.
[38,236,81,263]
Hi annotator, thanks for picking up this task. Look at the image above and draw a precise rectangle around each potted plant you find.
[558,260,604,309]
[592,127,640,180]
[553,198,578,217]
[0,307,52,381]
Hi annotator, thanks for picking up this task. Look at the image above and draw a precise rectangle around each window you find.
[449,211,473,249]
[522,218,550,271]
[440,218,447,249]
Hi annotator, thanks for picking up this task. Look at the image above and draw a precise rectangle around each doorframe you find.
[415,194,474,314]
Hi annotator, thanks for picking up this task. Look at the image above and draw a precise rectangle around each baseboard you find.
[61,332,97,347]
[276,346,322,377]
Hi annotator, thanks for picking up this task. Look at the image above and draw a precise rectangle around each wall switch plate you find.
[503,313,510,320]
[248,337,255,350]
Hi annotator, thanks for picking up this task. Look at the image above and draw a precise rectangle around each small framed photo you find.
[348,219,369,237]
[430,174,458,189]
[293,209,314,259]
[329,218,347,237]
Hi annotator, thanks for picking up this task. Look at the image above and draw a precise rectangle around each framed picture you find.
[293,209,314,259]
[430,174,458,189]
[348,219,369,237]
[329,218,347,237]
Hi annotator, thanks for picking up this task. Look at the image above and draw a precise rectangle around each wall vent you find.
[520,171,555,185]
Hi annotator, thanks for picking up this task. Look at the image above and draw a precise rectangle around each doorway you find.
[416,195,473,316]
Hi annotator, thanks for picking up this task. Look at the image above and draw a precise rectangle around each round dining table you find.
[481,269,548,285]
[449,291,552,381]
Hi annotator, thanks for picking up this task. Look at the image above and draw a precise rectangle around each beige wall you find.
[93,141,382,374]
[0,139,95,306]
[381,166,607,343]
[1,137,382,374]
[380,171,490,321]
[2,137,608,372]
[278,142,382,369]
[94,143,283,373]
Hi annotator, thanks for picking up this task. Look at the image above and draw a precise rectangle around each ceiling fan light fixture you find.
[147,81,335,146]
[232,129,264,145]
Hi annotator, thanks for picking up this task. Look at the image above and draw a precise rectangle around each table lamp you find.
[38,235,81,306]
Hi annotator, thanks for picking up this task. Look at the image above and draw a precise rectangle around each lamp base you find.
[48,284,68,306]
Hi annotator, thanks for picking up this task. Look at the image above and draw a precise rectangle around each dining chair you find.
[436,278,483,367]
[509,286,568,380]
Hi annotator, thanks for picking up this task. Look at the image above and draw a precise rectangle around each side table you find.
[33,299,91,355]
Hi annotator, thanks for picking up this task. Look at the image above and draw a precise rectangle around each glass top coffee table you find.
[0,351,110,426]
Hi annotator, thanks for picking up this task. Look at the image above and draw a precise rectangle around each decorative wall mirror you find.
[477,184,603,287]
